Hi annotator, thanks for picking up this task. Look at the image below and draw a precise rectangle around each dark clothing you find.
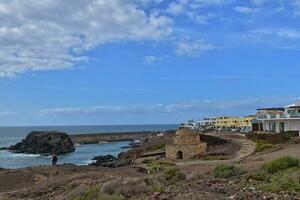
[52,156,58,166]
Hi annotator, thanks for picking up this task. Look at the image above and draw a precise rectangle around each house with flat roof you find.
[214,116,254,129]
[256,99,300,133]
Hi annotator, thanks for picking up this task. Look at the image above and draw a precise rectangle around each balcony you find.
[257,113,300,120]
[291,113,300,118]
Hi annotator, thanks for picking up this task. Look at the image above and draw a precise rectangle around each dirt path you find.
[176,133,256,166]
[239,138,300,171]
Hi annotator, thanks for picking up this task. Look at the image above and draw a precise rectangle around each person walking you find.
[52,154,58,166]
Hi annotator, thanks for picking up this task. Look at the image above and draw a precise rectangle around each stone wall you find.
[166,143,207,160]
[174,134,200,145]
[166,129,207,160]
[174,129,201,145]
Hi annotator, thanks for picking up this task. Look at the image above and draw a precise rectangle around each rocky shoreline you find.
[0,130,175,169]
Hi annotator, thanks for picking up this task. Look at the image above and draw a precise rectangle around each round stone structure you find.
[166,129,207,159]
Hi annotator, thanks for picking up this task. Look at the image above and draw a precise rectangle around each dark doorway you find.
[279,122,285,133]
[176,151,183,159]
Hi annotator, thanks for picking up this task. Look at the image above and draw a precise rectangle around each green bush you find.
[262,156,299,174]
[163,168,186,182]
[141,159,153,164]
[245,156,300,194]
[74,187,121,200]
[213,165,240,179]
[245,172,269,182]
[255,140,273,152]
[262,168,300,194]
[152,186,165,193]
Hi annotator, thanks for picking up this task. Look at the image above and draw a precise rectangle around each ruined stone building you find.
[166,129,207,159]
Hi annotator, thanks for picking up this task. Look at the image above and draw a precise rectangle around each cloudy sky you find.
[0,0,300,126]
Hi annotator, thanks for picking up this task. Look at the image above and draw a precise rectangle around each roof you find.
[257,107,285,111]
[287,106,300,109]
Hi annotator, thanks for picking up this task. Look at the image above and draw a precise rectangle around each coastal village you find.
[181,98,300,135]
[1,99,300,199]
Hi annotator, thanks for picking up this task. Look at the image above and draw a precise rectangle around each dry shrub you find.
[101,177,150,198]
[186,171,204,181]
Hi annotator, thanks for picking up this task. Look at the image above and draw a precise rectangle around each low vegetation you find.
[74,187,121,200]
[0,198,11,200]
[100,177,150,199]
[247,132,296,144]
[245,156,300,194]
[213,164,240,179]
[163,168,186,183]
[200,155,230,161]
[146,143,166,152]
[142,159,175,174]
[255,140,274,152]
[140,159,185,188]
[262,156,299,174]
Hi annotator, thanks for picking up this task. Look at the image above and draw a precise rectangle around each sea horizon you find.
[0,123,179,129]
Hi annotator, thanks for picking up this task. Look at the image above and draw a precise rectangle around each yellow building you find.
[215,116,254,129]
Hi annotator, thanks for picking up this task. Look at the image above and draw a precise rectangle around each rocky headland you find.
[2,131,75,155]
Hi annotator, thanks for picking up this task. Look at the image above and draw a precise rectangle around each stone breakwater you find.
[70,130,176,144]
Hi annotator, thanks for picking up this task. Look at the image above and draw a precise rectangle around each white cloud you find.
[190,0,232,9]
[166,3,184,15]
[0,0,173,77]
[166,0,188,15]
[38,96,295,116]
[250,28,300,40]
[175,39,217,57]
[241,28,300,49]
[187,12,216,24]
[234,6,260,14]
[250,0,300,16]
[143,55,163,64]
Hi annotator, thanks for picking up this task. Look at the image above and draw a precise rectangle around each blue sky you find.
[0,0,300,126]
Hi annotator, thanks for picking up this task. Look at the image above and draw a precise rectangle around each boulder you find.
[6,131,75,155]
[90,154,116,166]
[89,154,132,168]
[92,155,116,163]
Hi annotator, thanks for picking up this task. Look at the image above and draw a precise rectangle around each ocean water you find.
[0,124,177,169]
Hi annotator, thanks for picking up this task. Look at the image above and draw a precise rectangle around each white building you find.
[199,117,217,128]
[179,120,198,130]
[257,99,300,133]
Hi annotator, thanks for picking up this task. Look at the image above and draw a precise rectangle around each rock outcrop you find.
[89,154,132,168]
[5,131,75,155]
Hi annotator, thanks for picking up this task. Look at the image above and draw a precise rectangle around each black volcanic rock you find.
[6,131,75,155]
[90,154,117,166]
[90,154,132,168]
